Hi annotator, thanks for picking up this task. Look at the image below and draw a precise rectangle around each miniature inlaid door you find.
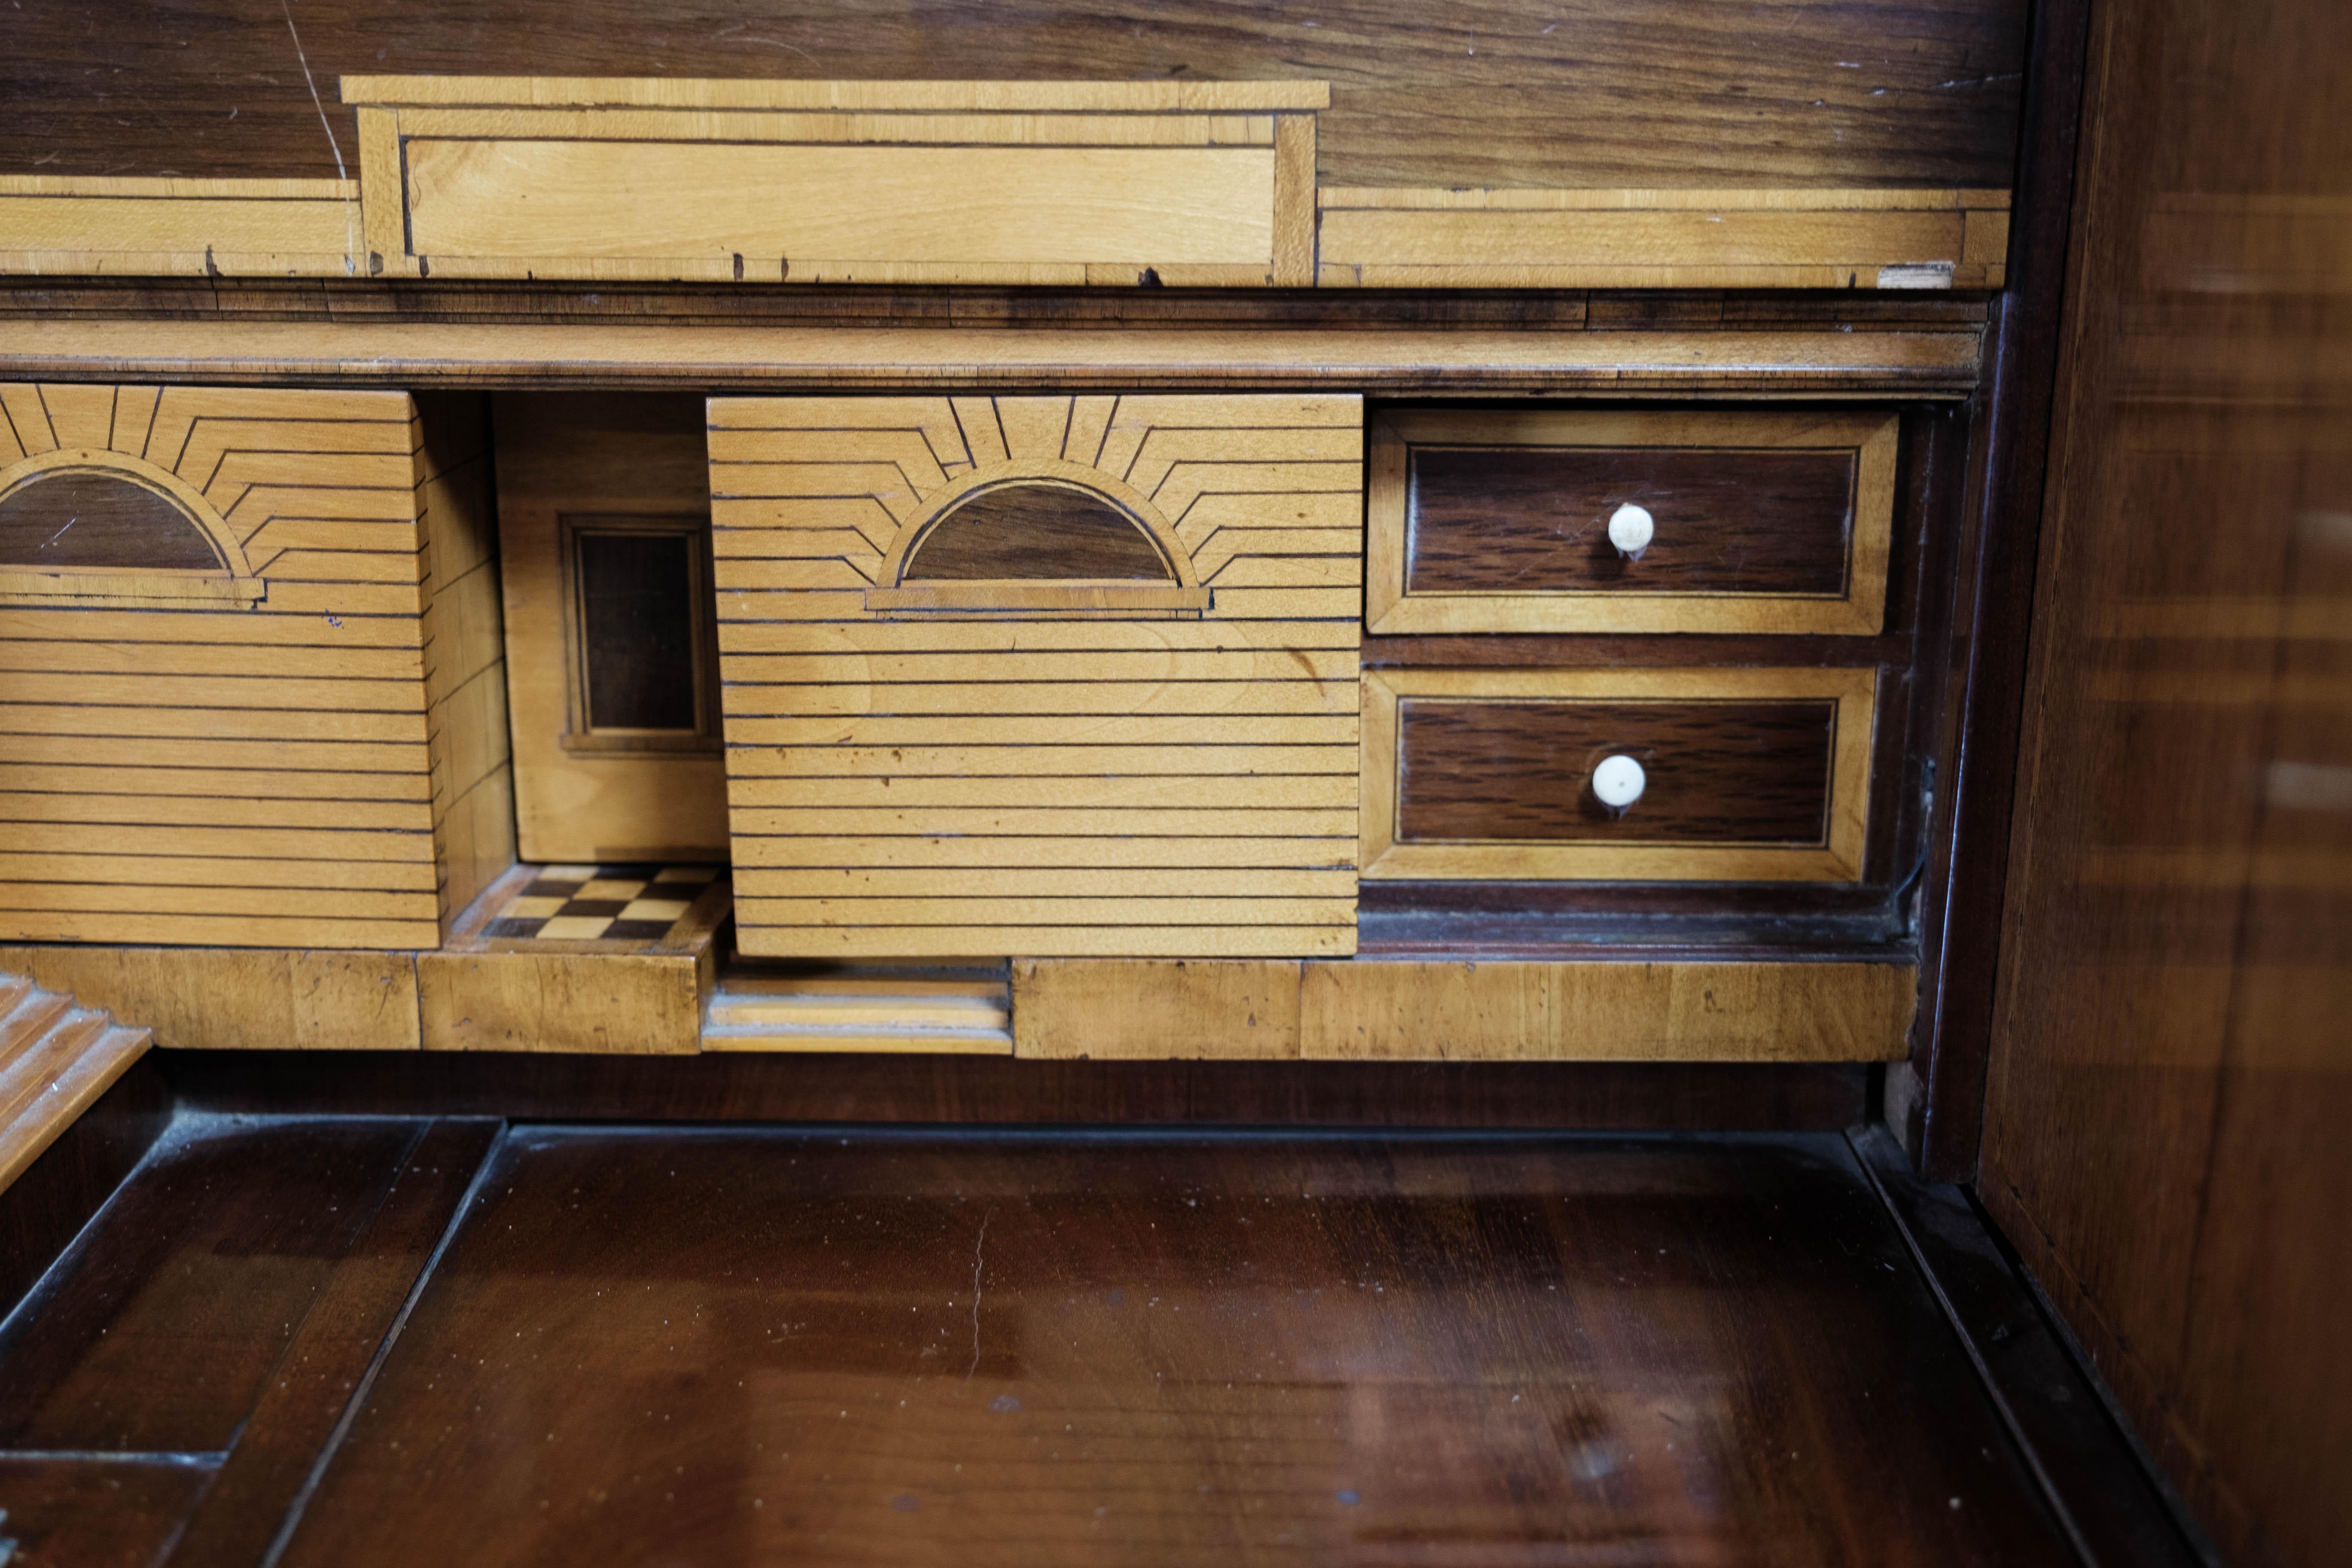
[707,394,1363,957]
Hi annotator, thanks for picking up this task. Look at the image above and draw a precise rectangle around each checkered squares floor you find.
[485,864,725,945]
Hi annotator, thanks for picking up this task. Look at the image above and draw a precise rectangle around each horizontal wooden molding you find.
[339,77,1333,112]
[1318,186,2011,290]
[0,175,360,280]
[1011,956,1916,1062]
[2,80,2016,291]
[0,320,1989,392]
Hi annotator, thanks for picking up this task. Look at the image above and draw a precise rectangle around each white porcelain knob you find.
[1607,502,1654,559]
[1592,754,1647,811]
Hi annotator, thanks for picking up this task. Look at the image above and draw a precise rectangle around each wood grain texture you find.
[1395,698,1836,844]
[0,319,1989,395]
[0,1116,427,1453]
[267,1129,2072,1567]
[1367,408,1899,636]
[493,394,730,863]
[0,3,2027,192]
[1318,187,2011,289]
[0,1054,167,1321]
[160,1119,500,1568]
[0,383,445,948]
[416,862,731,1054]
[0,970,150,1193]
[712,392,1362,958]
[1976,0,2352,1557]
[1301,959,1915,1061]
[1013,958,1304,1059]
[0,1458,213,1568]
[0,945,422,1051]
[337,82,1315,286]
[413,392,514,934]
[1014,955,1912,1062]
[1362,668,1878,883]
[0,174,359,278]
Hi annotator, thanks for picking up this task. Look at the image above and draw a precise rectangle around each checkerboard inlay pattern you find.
[484,865,724,944]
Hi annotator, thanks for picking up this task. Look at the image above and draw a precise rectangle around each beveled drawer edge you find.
[1360,666,1878,883]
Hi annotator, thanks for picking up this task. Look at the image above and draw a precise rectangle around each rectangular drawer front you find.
[1367,409,1898,635]
[1362,668,1878,882]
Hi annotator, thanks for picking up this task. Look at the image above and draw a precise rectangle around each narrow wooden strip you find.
[0,706,426,745]
[0,734,428,772]
[726,774,1356,809]
[3,822,434,861]
[0,883,437,919]
[722,744,1355,777]
[338,76,1332,112]
[718,648,1357,681]
[732,835,1353,869]
[712,618,1359,652]
[1299,959,1917,1063]
[0,792,433,831]
[736,895,1351,925]
[0,912,437,948]
[0,853,439,891]
[737,924,1355,959]
[725,714,1354,748]
[393,107,1272,147]
[1316,187,2012,212]
[742,869,1355,899]
[0,764,432,802]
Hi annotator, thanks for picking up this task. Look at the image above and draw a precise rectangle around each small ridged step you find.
[0,969,152,1192]
[702,965,1012,1054]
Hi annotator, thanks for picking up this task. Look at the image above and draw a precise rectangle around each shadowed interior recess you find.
[905,482,1176,580]
[0,469,224,570]
[577,529,699,731]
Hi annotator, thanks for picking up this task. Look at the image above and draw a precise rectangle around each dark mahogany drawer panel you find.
[1363,668,1878,882]
[1368,409,1899,636]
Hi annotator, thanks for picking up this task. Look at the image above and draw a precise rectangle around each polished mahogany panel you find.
[0,1119,424,1454]
[1407,446,1854,596]
[279,1130,2077,1567]
[1397,698,1834,843]
[1976,0,2352,1558]
[0,1457,212,1568]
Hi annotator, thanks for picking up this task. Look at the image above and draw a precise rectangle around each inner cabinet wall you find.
[0,382,511,949]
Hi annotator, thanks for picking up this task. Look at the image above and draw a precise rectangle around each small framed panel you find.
[1366,408,1900,636]
[557,515,723,753]
[1361,667,1878,883]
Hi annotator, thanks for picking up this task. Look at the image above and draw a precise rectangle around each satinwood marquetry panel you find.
[0,383,508,948]
[709,392,1363,958]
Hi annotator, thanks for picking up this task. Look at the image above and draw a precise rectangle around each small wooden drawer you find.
[1361,668,1878,881]
[1366,409,1899,635]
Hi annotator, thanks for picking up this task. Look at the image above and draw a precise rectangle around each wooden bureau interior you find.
[0,67,2001,1078]
[3,3,2341,1562]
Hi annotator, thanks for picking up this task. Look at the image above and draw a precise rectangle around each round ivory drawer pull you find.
[1592,753,1647,812]
[1607,502,1655,559]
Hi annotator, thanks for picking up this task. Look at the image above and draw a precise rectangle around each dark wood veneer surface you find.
[274,1129,2076,1568]
[0,1119,423,1455]
[907,484,1173,581]
[1407,445,1854,596]
[0,1,2028,190]
[1398,698,1835,844]
[0,470,224,570]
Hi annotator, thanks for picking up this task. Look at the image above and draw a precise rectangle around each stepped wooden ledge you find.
[0,970,151,1192]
